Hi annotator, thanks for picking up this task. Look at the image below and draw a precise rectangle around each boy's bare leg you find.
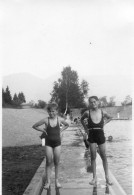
[44,146,53,189]
[53,145,61,188]
[89,143,97,185]
[98,143,112,185]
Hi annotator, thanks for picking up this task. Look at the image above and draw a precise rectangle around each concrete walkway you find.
[41,150,111,195]
[41,154,106,195]
[41,150,127,195]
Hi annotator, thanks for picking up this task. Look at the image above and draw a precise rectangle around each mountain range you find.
[2,72,60,103]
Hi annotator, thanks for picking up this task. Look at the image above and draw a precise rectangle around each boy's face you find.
[89,98,99,109]
[48,108,57,118]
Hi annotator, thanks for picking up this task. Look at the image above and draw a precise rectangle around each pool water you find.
[103,120,132,195]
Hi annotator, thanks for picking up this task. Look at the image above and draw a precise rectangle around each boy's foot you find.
[89,178,97,185]
[44,183,50,190]
[106,179,113,186]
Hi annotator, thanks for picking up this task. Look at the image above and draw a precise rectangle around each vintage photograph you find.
[1,0,133,195]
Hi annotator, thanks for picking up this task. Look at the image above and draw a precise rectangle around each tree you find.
[99,96,108,107]
[2,88,5,106]
[29,100,35,107]
[38,100,47,108]
[2,86,26,107]
[50,81,61,104]
[4,86,12,104]
[121,95,132,106]
[12,92,26,106]
[18,92,26,104]
[13,93,18,101]
[107,96,116,107]
[50,66,86,113]
[80,79,89,98]
[13,93,19,105]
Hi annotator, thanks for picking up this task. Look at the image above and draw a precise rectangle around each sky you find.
[1,0,134,103]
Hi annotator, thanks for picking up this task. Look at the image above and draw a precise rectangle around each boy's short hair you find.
[47,102,58,111]
[88,96,99,102]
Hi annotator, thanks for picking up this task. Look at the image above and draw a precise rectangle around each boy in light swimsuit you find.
[32,103,69,189]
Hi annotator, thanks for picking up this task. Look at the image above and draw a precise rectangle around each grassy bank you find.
[2,145,46,195]
[2,108,48,147]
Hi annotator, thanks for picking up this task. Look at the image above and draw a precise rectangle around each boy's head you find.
[88,96,99,109]
[88,96,99,102]
[47,102,58,111]
[47,103,58,118]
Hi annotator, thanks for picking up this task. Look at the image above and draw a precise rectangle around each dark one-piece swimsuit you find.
[88,109,105,145]
[45,117,61,148]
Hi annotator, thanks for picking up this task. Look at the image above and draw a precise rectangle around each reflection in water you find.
[84,149,92,173]
[56,188,60,195]
[92,185,97,195]
[46,186,51,195]
[105,185,110,194]
[92,185,109,195]
[46,187,60,195]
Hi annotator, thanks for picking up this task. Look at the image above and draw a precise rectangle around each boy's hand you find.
[43,129,47,135]
[83,132,88,140]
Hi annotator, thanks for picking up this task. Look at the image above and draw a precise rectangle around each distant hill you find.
[2,72,60,103]
[2,72,132,105]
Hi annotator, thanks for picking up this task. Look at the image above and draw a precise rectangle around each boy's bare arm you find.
[80,111,89,134]
[103,111,113,125]
[60,118,69,132]
[32,119,47,134]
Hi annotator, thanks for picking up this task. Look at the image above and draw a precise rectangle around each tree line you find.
[50,66,132,113]
[2,66,132,110]
[99,95,132,107]
[2,86,26,107]
[2,86,47,109]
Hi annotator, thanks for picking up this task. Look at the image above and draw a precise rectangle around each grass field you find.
[2,108,48,195]
[2,108,48,147]
[2,145,46,195]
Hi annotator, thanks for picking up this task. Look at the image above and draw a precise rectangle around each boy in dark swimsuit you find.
[81,96,113,186]
[32,103,69,189]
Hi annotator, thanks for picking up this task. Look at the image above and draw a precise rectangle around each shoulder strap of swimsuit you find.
[88,109,91,119]
[101,109,104,117]
[100,109,104,124]
[57,117,60,127]
[48,117,50,126]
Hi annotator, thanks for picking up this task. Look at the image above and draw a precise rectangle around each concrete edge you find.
[23,158,46,195]
[97,154,127,195]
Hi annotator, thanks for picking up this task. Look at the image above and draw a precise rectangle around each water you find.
[104,120,132,195]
